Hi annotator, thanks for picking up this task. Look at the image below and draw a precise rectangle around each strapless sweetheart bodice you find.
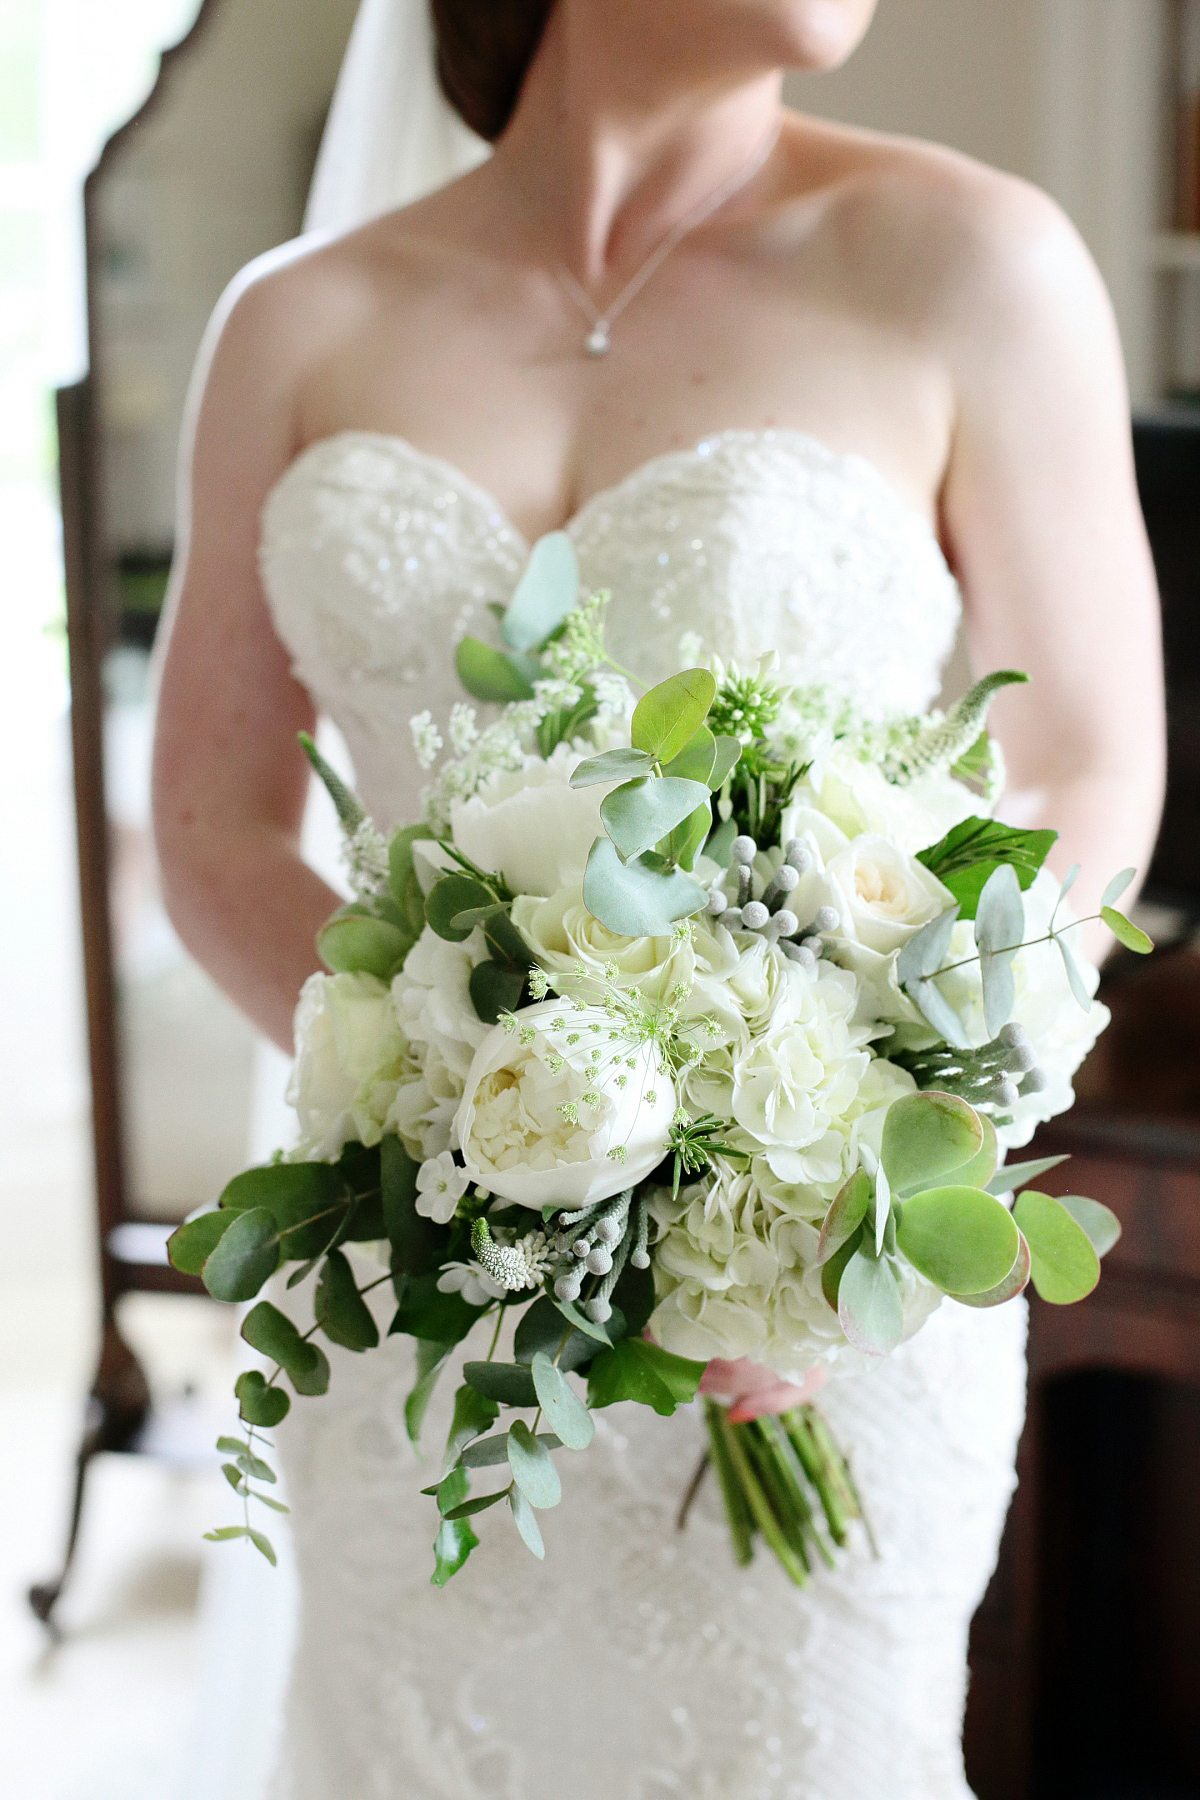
[259,427,960,826]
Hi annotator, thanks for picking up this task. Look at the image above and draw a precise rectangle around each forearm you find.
[159,822,341,1052]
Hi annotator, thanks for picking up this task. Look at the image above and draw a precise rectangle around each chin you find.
[713,0,878,72]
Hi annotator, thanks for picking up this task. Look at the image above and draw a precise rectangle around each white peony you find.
[455,999,676,1209]
[288,971,410,1161]
[449,742,615,897]
[386,927,491,1160]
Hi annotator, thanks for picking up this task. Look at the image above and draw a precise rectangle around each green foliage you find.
[298,731,365,833]
[662,726,716,784]
[203,1208,280,1302]
[443,1382,501,1468]
[582,834,707,936]
[220,1161,353,1264]
[167,1209,233,1275]
[586,1338,706,1416]
[986,1153,1069,1196]
[388,824,436,937]
[390,1276,483,1344]
[459,1430,561,1468]
[240,1302,321,1383]
[1102,907,1153,954]
[600,776,712,863]
[513,1295,598,1372]
[431,1514,480,1586]
[235,1370,290,1428]
[895,1185,1020,1296]
[880,1092,984,1198]
[500,530,579,650]
[837,1249,904,1357]
[508,1487,546,1559]
[916,816,1056,919]
[382,1136,443,1279]
[454,635,537,702]
[820,1229,861,1311]
[463,1360,539,1407]
[570,747,656,787]
[1013,1190,1101,1304]
[530,1352,595,1449]
[317,909,412,979]
[507,1419,562,1509]
[631,668,717,765]
[405,1340,453,1446]
[817,1170,871,1266]
[288,1343,331,1396]
[427,874,496,943]
[315,1250,380,1351]
[952,1233,1032,1309]
[1057,1194,1122,1257]
[949,1111,999,1190]
[708,735,744,790]
[609,1259,656,1337]
[469,959,529,1025]
[550,1294,613,1344]
[658,801,712,873]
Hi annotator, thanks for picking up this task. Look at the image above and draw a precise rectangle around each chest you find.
[300,239,952,542]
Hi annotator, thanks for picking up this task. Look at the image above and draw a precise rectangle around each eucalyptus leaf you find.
[950,1111,999,1190]
[662,726,716,784]
[508,1486,546,1559]
[382,1135,443,1279]
[895,1185,1020,1296]
[247,1531,277,1566]
[530,1351,595,1449]
[514,1295,598,1371]
[289,1343,331,1397]
[455,636,536,702]
[204,1526,252,1544]
[507,1418,562,1508]
[1101,868,1136,908]
[952,1231,1033,1308]
[167,1209,233,1276]
[880,1092,984,1199]
[630,668,717,765]
[460,1430,562,1468]
[820,1228,862,1312]
[601,776,712,863]
[470,959,529,1024]
[550,1294,613,1345]
[582,834,707,936]
[1055,930,1094,1010]
[443,1490,511,1520]
[203,1208,280,1303]
[221,1462,244,1494]
[220,1161,353,1264]
[251,1493,290,1514]
[658,801,712,873]
[317,911,411,980]
[905,973,971,1050]
[501,530,579,650]
[817,1169,870,1265]
[874,1161,891,1256]
[986,1153,1070,1196]
[609,1259,656,1337]
[426,874,496,943]
[405,1340,453,1446]
[975,864,1024,1037]
[444,1381,501,1470]
[896,905,961,987]
[570,748,656,788]
[391,1280,483,1345]
[235,1450,276,1483]
[234,1370,290,1428]
[462,1360,539,1407]
[240,1302,320,1380]
[1057,1193,1122,1257]
[315,1250,380,1352]
[708,735,743,790]
[1102,907,1154,954]
[431,1514,479,1586]
[1013,1190,1101,1303]
[837,1249,904,1356]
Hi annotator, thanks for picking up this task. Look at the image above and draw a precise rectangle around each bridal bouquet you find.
[171,533,1149,1585]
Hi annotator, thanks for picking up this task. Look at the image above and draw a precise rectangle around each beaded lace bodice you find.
[259,428,961,828]
[253,428,1022,1800]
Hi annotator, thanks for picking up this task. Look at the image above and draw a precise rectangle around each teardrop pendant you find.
[585,323,611,358]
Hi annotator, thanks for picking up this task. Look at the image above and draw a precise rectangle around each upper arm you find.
[937,177,1164,827]
[152,251,321,867]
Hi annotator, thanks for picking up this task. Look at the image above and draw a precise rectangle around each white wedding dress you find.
[253,425,1028,1800]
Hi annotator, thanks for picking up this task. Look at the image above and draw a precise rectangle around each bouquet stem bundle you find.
[702,1400,869,1586]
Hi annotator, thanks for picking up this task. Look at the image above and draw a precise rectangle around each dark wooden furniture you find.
[965,411,1200,1798]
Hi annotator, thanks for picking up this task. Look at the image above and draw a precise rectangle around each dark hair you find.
[431,0,556,142]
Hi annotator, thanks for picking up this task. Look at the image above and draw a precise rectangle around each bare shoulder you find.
[783,116,1115,361]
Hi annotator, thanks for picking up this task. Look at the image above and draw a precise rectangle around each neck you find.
[493,2,785,287]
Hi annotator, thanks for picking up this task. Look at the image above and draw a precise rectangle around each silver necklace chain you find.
[554,122,781,358]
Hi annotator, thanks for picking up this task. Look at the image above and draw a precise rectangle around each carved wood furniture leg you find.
[27,1316,151,1628]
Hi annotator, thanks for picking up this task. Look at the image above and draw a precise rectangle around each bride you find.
[152,1,1164,1795]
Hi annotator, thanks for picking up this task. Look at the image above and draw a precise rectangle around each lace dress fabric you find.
[256,428,1023,1800]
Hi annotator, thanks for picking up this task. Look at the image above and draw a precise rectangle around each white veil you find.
[304,0,490,234]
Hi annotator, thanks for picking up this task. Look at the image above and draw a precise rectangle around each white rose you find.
[511,884,693,999]
[449,742,614,897]
[385,926,491,1160]
[823,834,954,954]
[788,754,977,855]
[455,999,676,1208]
[287,971,409,1161]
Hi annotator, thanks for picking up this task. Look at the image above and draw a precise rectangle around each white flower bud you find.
[813,906,841,934]
[741,901,769,930]
[731,836,757,866]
